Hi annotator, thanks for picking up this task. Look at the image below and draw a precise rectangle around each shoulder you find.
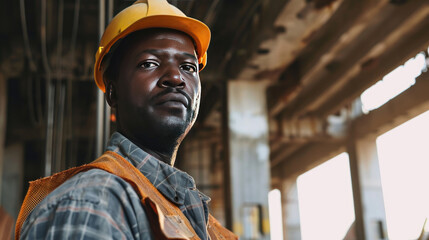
[41,169,138,208]
[21,169,153,239]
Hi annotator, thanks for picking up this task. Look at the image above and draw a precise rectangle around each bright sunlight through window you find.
[269,189,284,240]
[297,153,355,240]
[377,110,429,240]
[361,52,427,113]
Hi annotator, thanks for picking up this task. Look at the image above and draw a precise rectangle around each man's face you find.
[112,29,201,146]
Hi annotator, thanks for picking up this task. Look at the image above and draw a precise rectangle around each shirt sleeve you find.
[19,170,155,240]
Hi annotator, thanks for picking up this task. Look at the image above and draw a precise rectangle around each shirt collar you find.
[105,132,210,204]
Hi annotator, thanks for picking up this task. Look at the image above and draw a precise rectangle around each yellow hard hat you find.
[94,0,211,92]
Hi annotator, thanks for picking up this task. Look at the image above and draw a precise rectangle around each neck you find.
[139,143,178,166]
[118,130,179,166]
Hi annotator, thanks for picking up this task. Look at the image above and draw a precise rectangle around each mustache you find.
[151,88,192,108]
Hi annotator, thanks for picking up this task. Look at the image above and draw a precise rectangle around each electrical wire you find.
[25,71,44,126]
[41,0,52,77]
[21,0,44,126]
[26,71,37,125]
[35,73,44,125]
[19,0,37,72]
[67,0,81,168]
[54,0,65,172]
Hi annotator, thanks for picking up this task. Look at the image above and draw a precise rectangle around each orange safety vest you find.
[15,151,237,240]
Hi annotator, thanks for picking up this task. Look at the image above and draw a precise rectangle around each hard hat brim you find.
[94,15,210,93]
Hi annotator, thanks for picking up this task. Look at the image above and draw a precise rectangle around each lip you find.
[155,92,189,108]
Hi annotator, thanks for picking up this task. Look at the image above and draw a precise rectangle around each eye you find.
[180,63,197,73]
[139,61,158,69]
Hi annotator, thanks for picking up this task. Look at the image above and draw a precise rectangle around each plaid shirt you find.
[20,132,211,239]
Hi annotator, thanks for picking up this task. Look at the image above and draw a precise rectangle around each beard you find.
[144,88,199,144]
[115,86,200,158]
[150,106,195,142]
[118,101,196,154]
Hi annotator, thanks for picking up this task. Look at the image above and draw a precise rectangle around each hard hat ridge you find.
[94,0,211,92]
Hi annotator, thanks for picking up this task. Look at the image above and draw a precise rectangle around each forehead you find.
[121,28,197,55]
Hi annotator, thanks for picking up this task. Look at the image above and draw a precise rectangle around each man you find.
[15,0,236,239]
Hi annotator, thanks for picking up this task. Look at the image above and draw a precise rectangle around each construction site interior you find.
[1,0,429,239]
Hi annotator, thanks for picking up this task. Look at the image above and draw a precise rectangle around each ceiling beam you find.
[353,71,429,139]
[281,0,427,118]
[270,141,306,168]
[267,60,301,115]
[280,0,426,118]
[213,0,290,78]
[268,0,385,116]
[271,139,344,180]
[316,11,429,117]
[298,0,388,77]
[271,70,429,180]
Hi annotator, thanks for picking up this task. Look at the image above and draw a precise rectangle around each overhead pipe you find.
[41,0,54,177]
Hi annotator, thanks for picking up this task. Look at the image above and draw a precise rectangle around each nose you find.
[158,66,185,89]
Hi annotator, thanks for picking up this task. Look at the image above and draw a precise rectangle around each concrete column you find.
[1,144,24,219]
[228,81,271,239]
[282,179,301,240]
[348,134,388,240]
[0,74,6,204]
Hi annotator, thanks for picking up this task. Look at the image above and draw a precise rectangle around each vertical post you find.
[44,82,54,176]
[95,0,106,157]
[348,132,366,240]
[41,0,54,177]
[348,128,388,239]
[0,74,7,203]
[96,0,114,157]
[104,0,114,146]
[282,179,301,240]
[228,80,271,239]
[356,135,388,239]
[221,81,232,230]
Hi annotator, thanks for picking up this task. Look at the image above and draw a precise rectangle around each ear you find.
[105,82,117,108]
